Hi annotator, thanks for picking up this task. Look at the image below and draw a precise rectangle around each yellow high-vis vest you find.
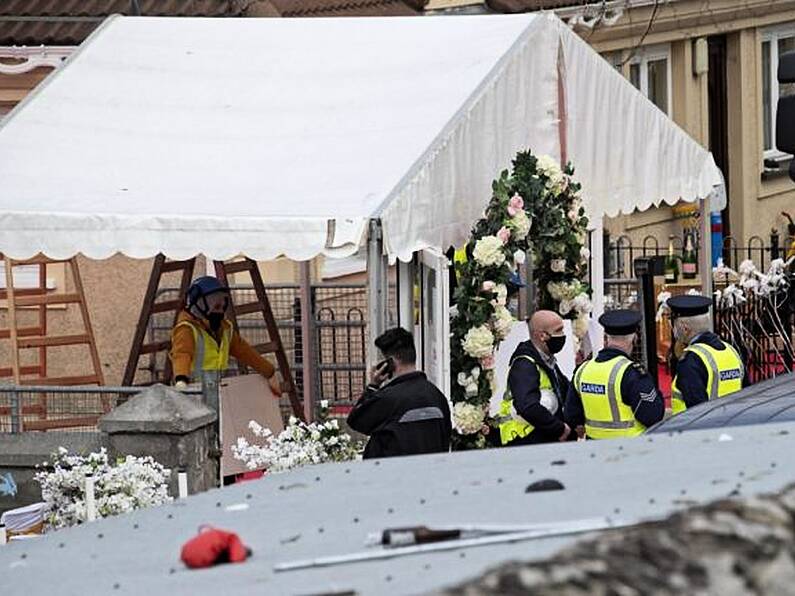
[174,319,233,381]
[574,355,646,439]
[671,341,743,415]
[497,355,553,445]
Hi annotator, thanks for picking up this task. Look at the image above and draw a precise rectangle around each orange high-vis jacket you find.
[170,310,275,382]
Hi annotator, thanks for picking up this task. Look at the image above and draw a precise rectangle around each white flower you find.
[457,372,469,387]
[492,305,514,340]
[472,236,507,267]
[573,314,590,339]
[452,402,486,435]
[319,399,329,409]
[558,299,573,316]
[580,247,590,261]
[738,259,757,278]
[550,258,567,273]
[512,250,526,266]
[471,367,481,380]
[481,280,496,292]
[461,325,495,358]
[572,292,592,314]
[464,383,479,398]
[494,284,508,306]
[536,154,565,193]
[509,211,531,240]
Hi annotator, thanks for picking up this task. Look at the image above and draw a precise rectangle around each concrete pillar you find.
[98,384,219,496]
[726,29,761,243]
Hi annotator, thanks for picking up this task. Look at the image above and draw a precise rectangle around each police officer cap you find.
[598,309,642,335]
[667,294,712,317]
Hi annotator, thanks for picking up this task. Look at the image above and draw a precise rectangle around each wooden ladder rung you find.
[20,374,100,386]
[17,334,90,349]
[160,260,193,273]
[22,416,100,431]
[5,256,68,266]
[0,327,44,340]
[234,302,262,316]
[139,340,171,355]
[151,299,183,314]
[219,261,250,275]
[252,341,279,353]
[14,293,81,307]
[0,404,46,416]
[0,365,43,377]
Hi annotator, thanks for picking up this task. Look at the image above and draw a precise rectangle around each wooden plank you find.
[0,89,27,102]
[17,334,90,349]
[233,302,262,316]
[20,374,100,386]
[252,341,279,353]
[70,258,105,387]
[5,255,68,266]
[22,416,100,431]
[0,326,44,340]
[151,299,183,314]
[218,260,249,275]
[14,292,80,307]
[0,404,46,416]
[139,340,171,355]
[0,365,42,377]
[160,259,194,273]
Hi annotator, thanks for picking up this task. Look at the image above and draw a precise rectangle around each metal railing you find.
[0,385,199,433]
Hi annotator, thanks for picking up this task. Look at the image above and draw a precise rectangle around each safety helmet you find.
[186,276,230,317]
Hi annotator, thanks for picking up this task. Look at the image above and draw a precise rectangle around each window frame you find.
[761,22,795,161]
[604,44,673,116]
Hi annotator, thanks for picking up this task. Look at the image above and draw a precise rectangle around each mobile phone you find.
[377,357,395,378]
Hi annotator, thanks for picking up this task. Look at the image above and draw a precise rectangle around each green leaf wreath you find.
[449,150,591,450]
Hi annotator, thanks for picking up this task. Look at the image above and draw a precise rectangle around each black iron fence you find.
[604,232,793,280]
[713,279,795,384]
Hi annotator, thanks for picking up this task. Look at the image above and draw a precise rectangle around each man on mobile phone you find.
[347,327,451,459]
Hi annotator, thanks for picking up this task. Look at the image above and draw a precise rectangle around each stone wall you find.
[0,384,219,516]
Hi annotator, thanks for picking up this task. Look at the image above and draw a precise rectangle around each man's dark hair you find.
[374,327,416,365]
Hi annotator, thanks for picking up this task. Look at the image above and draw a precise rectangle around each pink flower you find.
[507,194,524,217]
[497,226,511,244]
[480,354,495,370]
[482,281,496,292]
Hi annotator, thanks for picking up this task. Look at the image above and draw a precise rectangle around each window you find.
[762,24,795,158]
[602,45,672,115]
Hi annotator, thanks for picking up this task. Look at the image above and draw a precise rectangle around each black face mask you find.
[546,334,566,354]
[207,312,224,332]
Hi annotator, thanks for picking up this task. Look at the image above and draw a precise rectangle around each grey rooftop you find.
[2,422,794,595]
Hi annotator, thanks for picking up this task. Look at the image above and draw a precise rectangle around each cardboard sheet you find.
[220,374,285,477]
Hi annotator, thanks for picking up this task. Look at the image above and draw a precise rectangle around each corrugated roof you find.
[0,0,423,45]
[1,421,793,594]
[649,372,795,434]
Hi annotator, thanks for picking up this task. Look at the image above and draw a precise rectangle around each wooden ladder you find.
[124,256,302,419]
[122,254,196,387]
[1,255,106,430]
[214,258,302,420]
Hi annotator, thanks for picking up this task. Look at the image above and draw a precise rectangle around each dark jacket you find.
[347,371,451,459]
[565,347,664,430]
[505,340,571,445]
[673,332,746,409]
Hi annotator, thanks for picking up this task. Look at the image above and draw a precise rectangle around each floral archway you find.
[449,150,591,449]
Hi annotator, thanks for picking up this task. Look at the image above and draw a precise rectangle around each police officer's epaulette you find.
[630,361,647,374]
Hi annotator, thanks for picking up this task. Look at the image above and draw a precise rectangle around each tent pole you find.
[299,261,316,422]
[590,218,605,353]
[367,219,388,368]
[699,197,713,327]
[397,258,414,333]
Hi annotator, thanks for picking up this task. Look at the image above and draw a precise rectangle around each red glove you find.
[180,527,251,569]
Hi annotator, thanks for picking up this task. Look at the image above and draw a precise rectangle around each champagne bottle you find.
[682,233,697,279]
[664,236,679,284]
